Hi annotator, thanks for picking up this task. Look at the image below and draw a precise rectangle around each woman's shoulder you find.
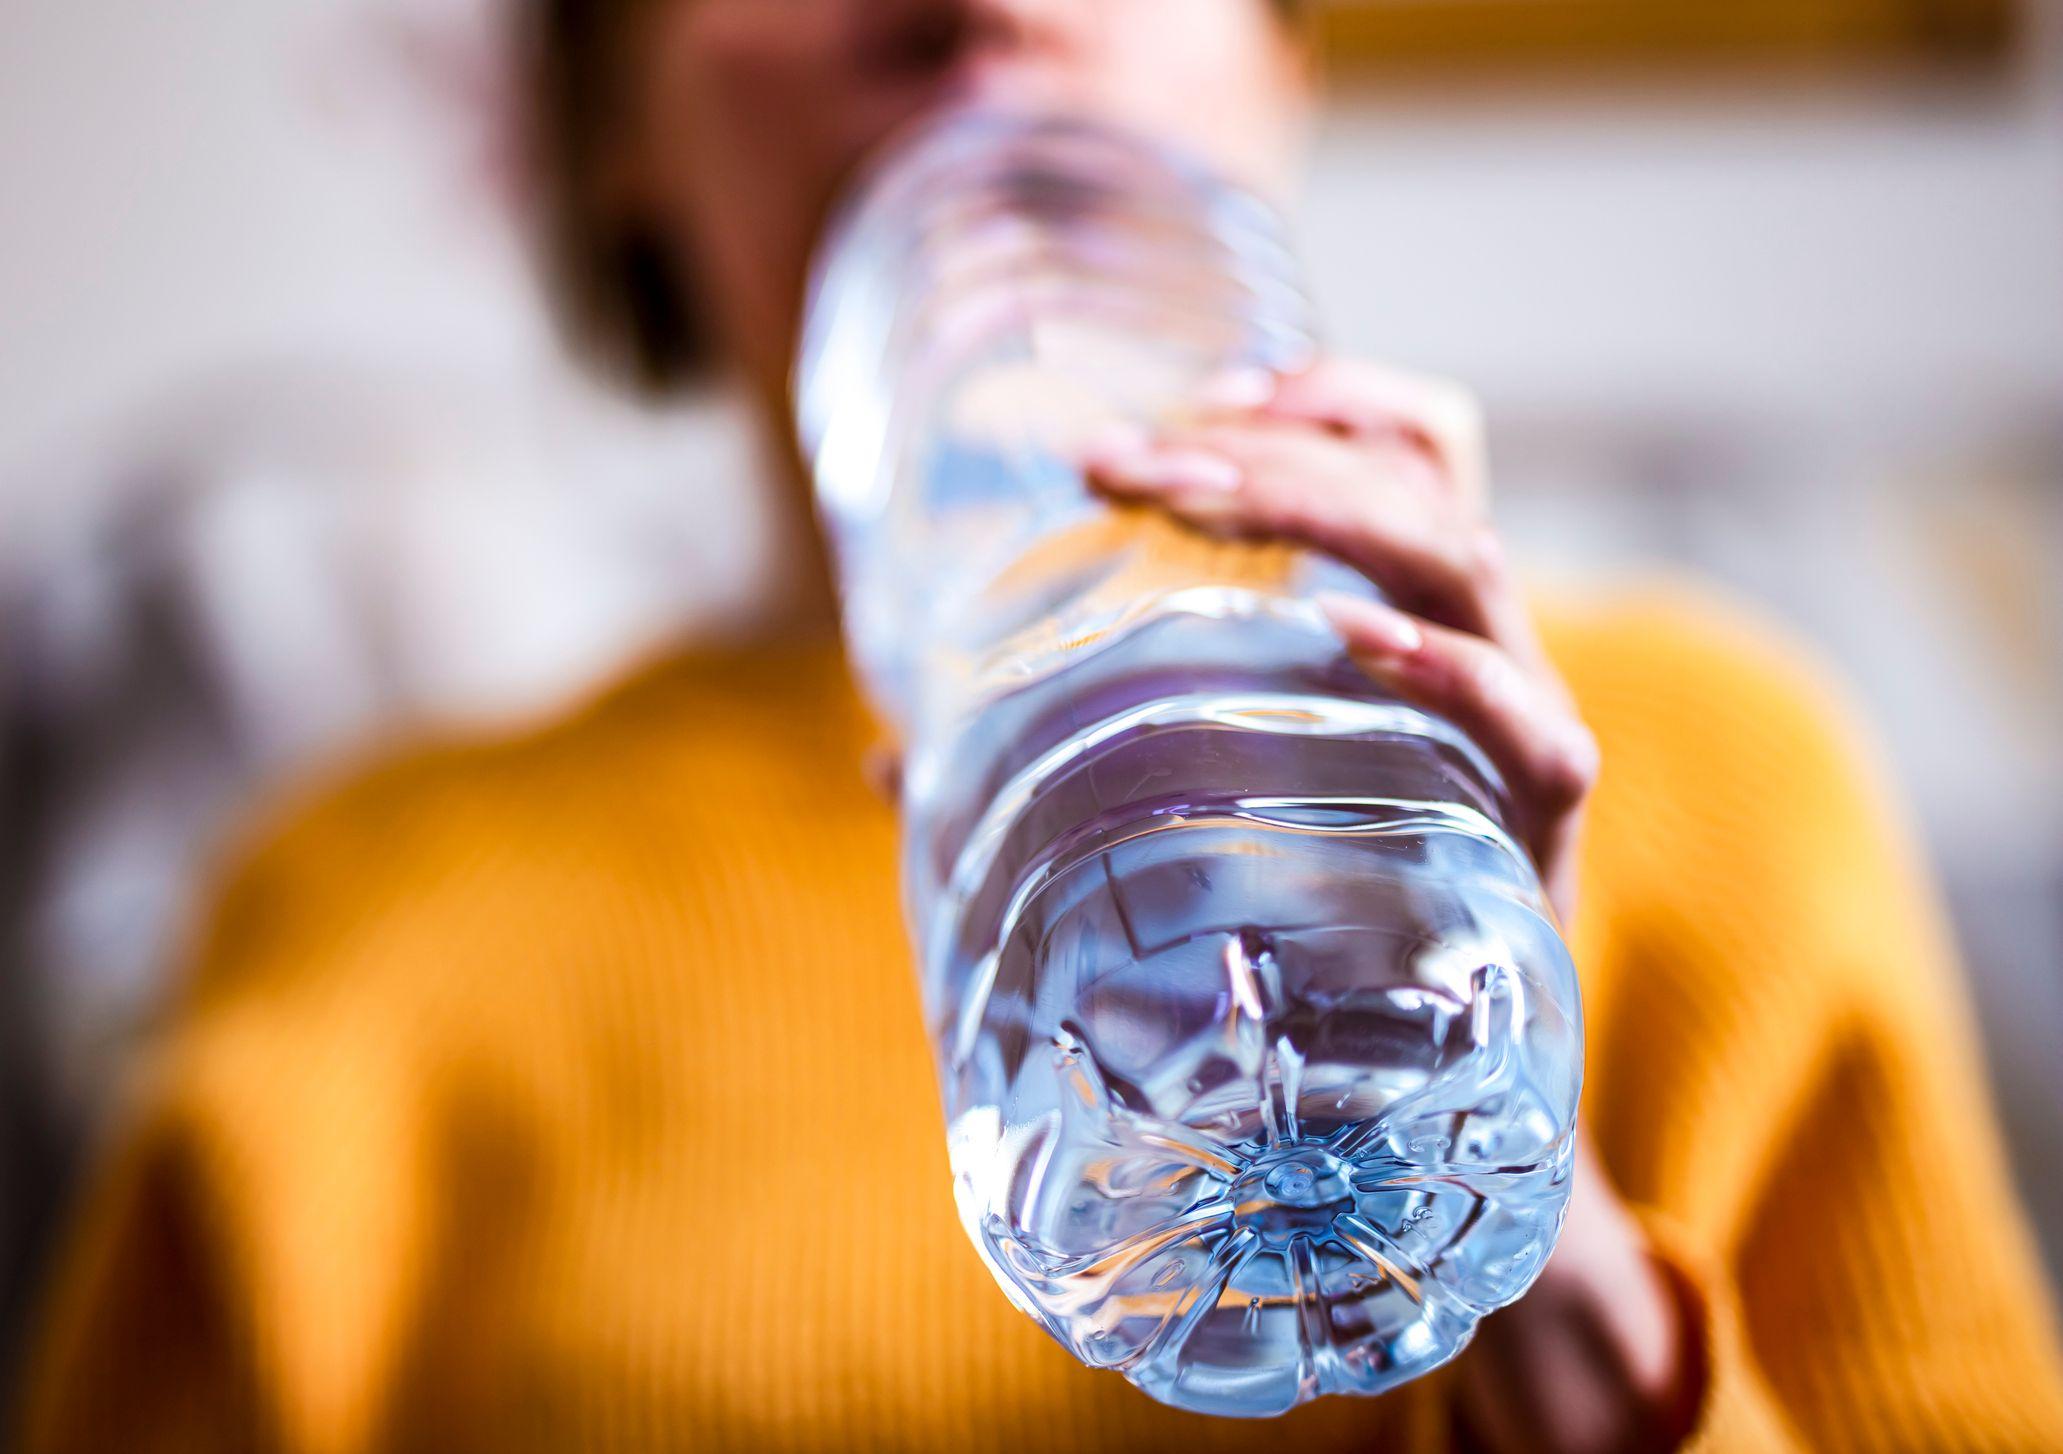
[1536,579,1937,1005]
[176,634,878,1008]
[1538,579,1846,722]
[1534,578,1887,801]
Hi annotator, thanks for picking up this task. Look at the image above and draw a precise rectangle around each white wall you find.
[5,4,2060,476]
[1306,75,2063,439]
[0,0,548,476]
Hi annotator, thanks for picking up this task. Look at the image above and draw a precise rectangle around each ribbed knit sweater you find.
[21,587,2063,1452]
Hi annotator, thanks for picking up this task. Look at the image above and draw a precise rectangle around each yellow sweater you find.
[22,588,2063,1453]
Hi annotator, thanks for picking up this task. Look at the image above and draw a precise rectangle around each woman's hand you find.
[1083,357,1595,923]
[1457,1138,1704,1454]
[1084,358,1701,1453]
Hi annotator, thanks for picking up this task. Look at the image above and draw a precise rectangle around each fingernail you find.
[1194,366,1279,413]
[1088,443,1244,495]
[1317,592,1423,660]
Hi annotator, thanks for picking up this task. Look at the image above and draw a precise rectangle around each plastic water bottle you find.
[795,108,1582,1417]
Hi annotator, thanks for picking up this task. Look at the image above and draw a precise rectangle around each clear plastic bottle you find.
[795,108,1582,1417]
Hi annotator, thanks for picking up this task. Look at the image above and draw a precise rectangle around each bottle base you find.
[971,1119,1524,1418]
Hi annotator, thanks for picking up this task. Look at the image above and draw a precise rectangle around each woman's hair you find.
[525,0,687,390]
[524,0,1309,392]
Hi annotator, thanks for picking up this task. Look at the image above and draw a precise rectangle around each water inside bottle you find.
[918,592,1580,1416]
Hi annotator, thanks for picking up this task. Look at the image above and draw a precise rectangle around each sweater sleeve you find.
[1550,590,2063,1454]
[18,746,568,1454]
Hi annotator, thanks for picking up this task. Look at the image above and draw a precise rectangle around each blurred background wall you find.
[3,0,2059,1383]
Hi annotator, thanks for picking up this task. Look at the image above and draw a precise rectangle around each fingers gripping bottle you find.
[795,109,1582,1417]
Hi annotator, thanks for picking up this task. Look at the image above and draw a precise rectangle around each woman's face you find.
[613,0,1309,389]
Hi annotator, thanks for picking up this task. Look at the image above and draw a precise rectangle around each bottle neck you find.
[795,105,1316,729]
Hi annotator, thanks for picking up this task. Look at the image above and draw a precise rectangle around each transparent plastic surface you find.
[795,108,1582,1416]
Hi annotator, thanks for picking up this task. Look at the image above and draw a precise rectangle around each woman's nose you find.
[957,0,1097,50]
[851,0,1096,76]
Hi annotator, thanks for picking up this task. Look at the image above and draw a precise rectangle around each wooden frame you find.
[1311,0,2019,73]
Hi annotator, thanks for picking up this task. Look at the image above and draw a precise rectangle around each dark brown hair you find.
[524,0,690,390]
[523,0,1309,392]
